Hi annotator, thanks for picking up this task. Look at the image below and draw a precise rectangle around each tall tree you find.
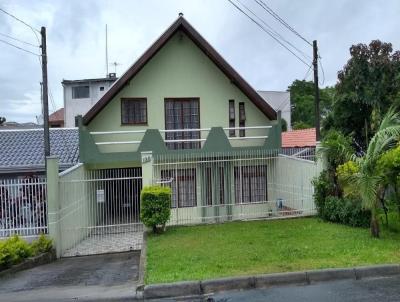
[288,80,334,130]
[324,40,400,149]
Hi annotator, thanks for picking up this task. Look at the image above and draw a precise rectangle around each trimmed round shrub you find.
[140,185,172,233]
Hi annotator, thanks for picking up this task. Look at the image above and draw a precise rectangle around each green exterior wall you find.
[80,30,281,167]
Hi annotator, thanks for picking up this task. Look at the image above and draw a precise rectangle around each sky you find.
[0,0,399,123]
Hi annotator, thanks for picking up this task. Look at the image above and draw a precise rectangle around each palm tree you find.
[347,108,400,237]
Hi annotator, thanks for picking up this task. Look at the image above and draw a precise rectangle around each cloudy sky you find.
[1,0,399,122]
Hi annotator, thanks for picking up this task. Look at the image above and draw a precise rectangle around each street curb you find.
[144,281,201,300]
[201,275,254,294]
[143,264,400,300]
[0,249,56,278]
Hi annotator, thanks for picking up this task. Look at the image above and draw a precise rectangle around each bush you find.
[0,234,53,270]
[140,185,172,233]
[336,160,359,197]
[312,170,335,218]
[0,236,33,269]
[322,196,370,228]
[31,234,53,255]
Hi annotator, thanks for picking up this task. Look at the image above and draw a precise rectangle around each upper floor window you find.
[229,100,235,137]
[121,98,147,125]
[239,102,246,137]
[99,86,105,91]
[72,86,90,99]
[165,98,200,149]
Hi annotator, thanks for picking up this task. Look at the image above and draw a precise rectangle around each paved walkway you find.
[0,252,140,302]
[62,230,143,257]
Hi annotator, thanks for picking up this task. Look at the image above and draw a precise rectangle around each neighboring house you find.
[282,128,316,149]
[62,74,117,127]
[0,128,79,176]
[49,108,65,128]
[258,90,291,130]
[0,128,79,237]
[0,122,41,129]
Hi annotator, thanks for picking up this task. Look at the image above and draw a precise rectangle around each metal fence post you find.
[46,156,61,258]
[141,151,154,187]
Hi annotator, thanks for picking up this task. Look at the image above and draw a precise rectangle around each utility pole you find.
[313,40,320,141]
[41,26,50,157]
[105,24,109,76]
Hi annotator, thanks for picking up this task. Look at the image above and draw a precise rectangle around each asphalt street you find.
[210,275,400,302]
[154,275,400,302]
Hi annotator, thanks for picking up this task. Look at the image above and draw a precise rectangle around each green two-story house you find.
[49,16,319,257]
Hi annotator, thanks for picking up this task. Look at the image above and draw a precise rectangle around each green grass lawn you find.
[146,217,400,284]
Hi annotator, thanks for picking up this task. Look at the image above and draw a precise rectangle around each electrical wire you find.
[0,32,39,47]
[0,38,40,56]
[318,57,326,85]
[227,0,311,67]
[236,0,311,62]
[254,0,312,46]
[0,7,40,33]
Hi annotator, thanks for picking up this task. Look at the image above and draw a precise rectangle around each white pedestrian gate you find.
[58,166,143,257]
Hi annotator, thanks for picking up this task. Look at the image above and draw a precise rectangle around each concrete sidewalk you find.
[0,251,140,302]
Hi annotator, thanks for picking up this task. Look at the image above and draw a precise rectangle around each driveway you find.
[0,251,140,302]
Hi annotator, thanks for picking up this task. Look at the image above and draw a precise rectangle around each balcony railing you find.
[88,125,273,152]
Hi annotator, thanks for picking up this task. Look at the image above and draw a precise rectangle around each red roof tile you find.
[49,108,64,122]
[282,128,316,148]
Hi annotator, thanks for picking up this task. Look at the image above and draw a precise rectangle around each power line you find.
[236,0,311,62]
[254,0,312,47]
[0,7,40,33]
[0,38,40,56]
[303,63,313,81]
[227,0,311,67]
[0,32,39,47]
[319,57,326,85]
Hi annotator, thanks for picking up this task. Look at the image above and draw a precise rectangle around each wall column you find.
[316,141,327,172]
[46,156,61,258]
[141,151,154,186]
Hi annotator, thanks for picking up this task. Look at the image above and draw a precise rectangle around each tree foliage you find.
[288,80,334,130]
[324,40,400,148]
[0,117,5,125]
[342,108,400,237]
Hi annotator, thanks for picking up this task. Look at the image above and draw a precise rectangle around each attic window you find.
[99,86,104,91]
[121,98,147,125]
[72,86,89,99]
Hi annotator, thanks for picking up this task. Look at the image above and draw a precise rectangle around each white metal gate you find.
[59,166,143,257]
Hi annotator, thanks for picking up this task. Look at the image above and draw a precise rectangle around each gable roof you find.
[0,128,79,173]
[282,128,316,148]
[49,108,64,122]
[83,16,277,125]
